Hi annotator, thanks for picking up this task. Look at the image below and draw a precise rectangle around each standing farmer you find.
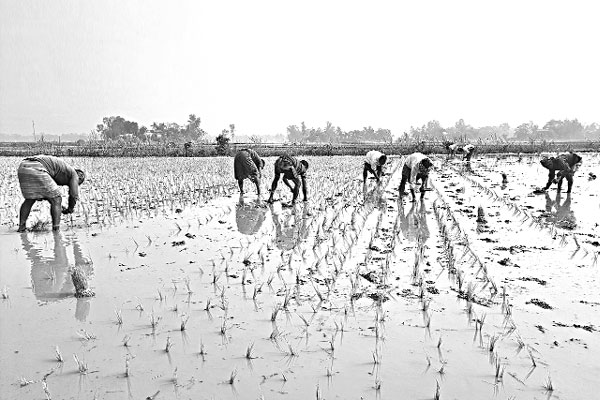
[267,155,309,204]
[363,150,388,183]
[17,155,85,232]
[540,152,582,193]
[234,148,265,197]
[399,153,433,201]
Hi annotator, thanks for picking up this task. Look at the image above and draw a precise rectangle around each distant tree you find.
[514,122,538,140]
[97,116,139,141]
[543,119,583,140]
[184,114,207,141]
[249,135,263,144]
[287,124,307,143]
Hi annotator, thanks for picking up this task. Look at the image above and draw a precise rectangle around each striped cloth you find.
[234,149,262,181]
[18,160,63,200]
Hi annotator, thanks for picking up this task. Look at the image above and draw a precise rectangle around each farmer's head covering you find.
[300,160,309,171]
[75,169,86,185]
[260,159,266,169]
[378,154,387,166]
[420,158,433,170]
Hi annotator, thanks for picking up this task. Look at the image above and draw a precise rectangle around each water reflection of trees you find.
[20,231,93,321]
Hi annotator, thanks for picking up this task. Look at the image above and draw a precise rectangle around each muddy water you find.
[0,154,598,399]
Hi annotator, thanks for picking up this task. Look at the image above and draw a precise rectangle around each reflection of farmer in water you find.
[20,231,93,321]
[235,196,267,235]
[398,199,430,243]
[543,192,576,229]
[269,204,310,251]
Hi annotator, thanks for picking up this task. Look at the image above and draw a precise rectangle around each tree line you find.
[94,115,600,144]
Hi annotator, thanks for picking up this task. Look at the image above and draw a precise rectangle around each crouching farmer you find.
[540,152,582,193]
[17,155,85,232]
[267,155,309,204]
[234,148,265,197]
[399,153,433,201]
[363,150,388,183]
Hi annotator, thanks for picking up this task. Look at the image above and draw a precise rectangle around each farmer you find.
[444,142,460,158]
[463,144,475,161]
[539,152,582,193]
[234,148,265,197]
[399,152,434,201]
[363,150,388,183]
[267,155,309,204]
[17,155,85,232]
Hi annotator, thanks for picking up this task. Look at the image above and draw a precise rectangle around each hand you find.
[266,197,275,204]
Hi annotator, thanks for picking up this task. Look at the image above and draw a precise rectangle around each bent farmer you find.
[399,152,433,201]
[267,155,309,204]
[363,150,388,183]
[17,154,86,232]
[463,144,475,161]
[234,148,265,197]
[540,152,582,193]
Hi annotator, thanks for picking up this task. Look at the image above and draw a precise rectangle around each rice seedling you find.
[271,305,281,322]
[18,376,35,387]
[122,334,131,347]
[494,358,505,384]
[54,346,63,362]
[165,336,174,352]
[227,368,238,385]
[124,355,132,377]
[1,286,9,299]
[180,313,189,331]
[115,309,123,325]
[149,311,161,329]
[77,328,97,341]
[543,376,554,392]
[245,342,257,359]
[434,380,441,400]
[73,353,88,374]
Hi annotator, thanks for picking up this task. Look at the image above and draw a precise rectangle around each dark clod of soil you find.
[498,258,512,266]
[172,240,185,246]
[526,298,553,309]
[518,277,547,286]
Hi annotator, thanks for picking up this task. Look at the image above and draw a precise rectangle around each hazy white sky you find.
[1,0,598,138]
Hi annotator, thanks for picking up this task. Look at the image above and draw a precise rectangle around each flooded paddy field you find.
[1,153,599,400]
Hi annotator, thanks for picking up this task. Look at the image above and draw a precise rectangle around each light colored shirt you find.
[404,153,429,190]
[463,144,475,153]
[365,150,385,170]
[448,144,459,151]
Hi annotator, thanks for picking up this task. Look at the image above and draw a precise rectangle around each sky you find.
[1,0,599,139]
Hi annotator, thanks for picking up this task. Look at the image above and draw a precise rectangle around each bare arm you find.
[64,172,80,213]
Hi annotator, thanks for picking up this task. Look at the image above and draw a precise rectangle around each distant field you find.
[0,140,598,157]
